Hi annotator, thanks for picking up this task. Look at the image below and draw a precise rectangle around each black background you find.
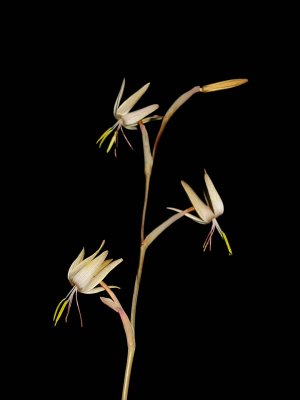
[11,5,274,399]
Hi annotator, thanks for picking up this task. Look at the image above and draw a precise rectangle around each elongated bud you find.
[200,78,248,93]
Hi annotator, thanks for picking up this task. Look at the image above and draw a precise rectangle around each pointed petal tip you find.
[116,81,152,116]
[181,180,189,189]
[204,172,224,217]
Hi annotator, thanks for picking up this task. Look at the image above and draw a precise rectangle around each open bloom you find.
[168,170,232,255]
[96,78,161,154]
[53,240,123,326]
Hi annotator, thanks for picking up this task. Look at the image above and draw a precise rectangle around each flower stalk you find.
[100,281,135,400]
[55,77,248,400]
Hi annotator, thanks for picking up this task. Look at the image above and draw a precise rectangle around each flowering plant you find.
[54,77,248,399]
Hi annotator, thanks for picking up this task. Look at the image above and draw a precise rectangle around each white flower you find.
[96,78,161,153]
[53,240,123,326]
[168,170,232,255]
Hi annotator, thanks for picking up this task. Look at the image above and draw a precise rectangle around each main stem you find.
[125,88,201,397]
[131,123,153,327]
[119,125,152,400]
[100,281,136,400]
[131,86,204,329]
[121,347,135,400]
[130,122,153,329]
[121,242,146,400]
[130,242,147,329]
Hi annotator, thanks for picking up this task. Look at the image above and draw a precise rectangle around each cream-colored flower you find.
[96,78,161,154]
[53,240,123,326]
[168,170,232,255]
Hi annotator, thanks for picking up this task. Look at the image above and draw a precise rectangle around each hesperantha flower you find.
[53,240,123,326]
[96,78,162,154]
[167,170,232,255]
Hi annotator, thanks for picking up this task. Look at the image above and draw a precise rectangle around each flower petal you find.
[78,258,113,292]
[82,258,123,293]
[68,241,105,281]
[141,114,162,124]
[181,180,215,223]
[116,82,150,116]
[204,170,224,217]
[71,250,109,291]
[121,104,159,127]
[166,207,206,224]
[68,247,85,278]
[113,78,126,117]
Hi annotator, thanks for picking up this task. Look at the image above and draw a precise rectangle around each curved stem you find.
[140,174,151,243]
[152,79,248,159]
[130,243,147,329]
[130,120,153,327]
[119,308,136,400]
[152,86,200,159]
[120,122,152,399]
[100,281,136,400]
[126,87,202,398]
[139,122,153,242]
[131,123,153,328]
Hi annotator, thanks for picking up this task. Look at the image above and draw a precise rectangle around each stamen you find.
[214,219,233,255]
[53,286,77,326]
[97,127,112,147]
[203,222,216,252]
[97,121,119,148]
[120,126,134,151]
[65,287,76,323]
[53,298,69,326]
[75,290,84,327]
[107,131,117,153]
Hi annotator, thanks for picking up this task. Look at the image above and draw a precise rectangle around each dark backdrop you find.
[12,5,269,399]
